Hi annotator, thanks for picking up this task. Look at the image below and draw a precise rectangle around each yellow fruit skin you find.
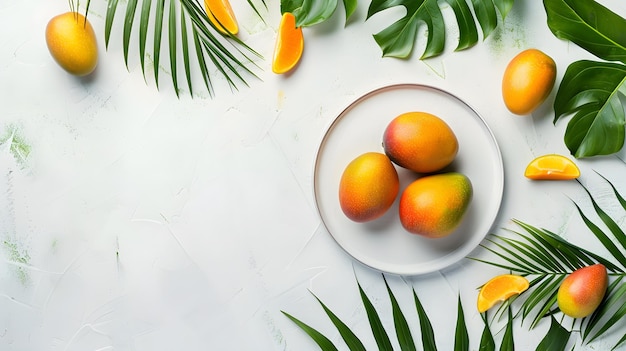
[46,12,98,76]
[502,48,556,115]
[383,112,458,173]
[399,172,472,238]
[557,264,608,318]
[339,152,400,223]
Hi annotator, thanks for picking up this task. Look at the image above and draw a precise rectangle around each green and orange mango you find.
[339,152,399,222]
[557,264,608,318]
[399,172,472,238]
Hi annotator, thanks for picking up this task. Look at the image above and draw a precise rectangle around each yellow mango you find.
[46,12,98,76]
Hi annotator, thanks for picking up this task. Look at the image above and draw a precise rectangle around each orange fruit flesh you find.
[477,274,529,313]
[524,154,580,180]
[204,0,238,35]
[272,12,304,74]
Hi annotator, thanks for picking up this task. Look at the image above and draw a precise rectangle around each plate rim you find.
[312,83,504,275]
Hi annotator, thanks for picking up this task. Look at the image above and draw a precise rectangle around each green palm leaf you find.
[384,277,416,351]
[312,293,367,351]
[612,334,626,351]
[535,316,570,351]
[479,313,496,351]
[454,295,469,351]
[499,307,514,351]
[412,288,435,351]
[357,280,394,351]
[93,0,263,95]
[477,171,626,348]
[281,310,339,351]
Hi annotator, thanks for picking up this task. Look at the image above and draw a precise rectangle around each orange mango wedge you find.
[272,12,304,74]
[524,154,580,180]
[477,274,529,313]
[204,0,238,35]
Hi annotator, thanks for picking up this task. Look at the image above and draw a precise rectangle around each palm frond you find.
[76,0,262,96]
[476,171,626,348]
[535,316,570,351]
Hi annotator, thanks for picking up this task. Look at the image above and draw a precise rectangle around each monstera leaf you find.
[544,0,626,157]
[552,60,626,158]
[366,0,514,59]
[280,0,357,26]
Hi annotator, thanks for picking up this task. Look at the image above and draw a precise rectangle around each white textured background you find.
[1,0,626,349]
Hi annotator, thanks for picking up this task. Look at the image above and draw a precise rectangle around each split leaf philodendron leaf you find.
[544,0,626,157]
[281,0,337,27]
[280,0,356,26]
[553,60,626,158]
[366,0,513,59]
[543,0,626,63]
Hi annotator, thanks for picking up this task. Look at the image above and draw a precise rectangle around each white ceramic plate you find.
[313,84,504,275]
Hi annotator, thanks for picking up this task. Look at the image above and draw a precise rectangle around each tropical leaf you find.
[454,295,469,351]
[384,277,416,351]
[499,307,514,351]
[280,0,356,27]
[310,293,366,351]
[281,310,339,350]
[544,0,626,157]
[479,313,496,351]
[543,0,626,63]
[357,280,394,350]
[476,171,626,348]
[535,316,570,351]
[79,0,264,96]
[285,275,483,350]
[412,288,435,351]
[365,0,514,59]
[552,60,626,158]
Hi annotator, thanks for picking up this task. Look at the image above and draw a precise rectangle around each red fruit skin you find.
[557,264,608,318]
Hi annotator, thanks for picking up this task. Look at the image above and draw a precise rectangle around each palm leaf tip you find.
[105,0,262,96]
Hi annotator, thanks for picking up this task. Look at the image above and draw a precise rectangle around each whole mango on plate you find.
[46,12,98,76]
[399,172,472,238]
[557,264,608,318]
[502,48,556,115]
[382,112,458,174]
[339,152,399,222]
